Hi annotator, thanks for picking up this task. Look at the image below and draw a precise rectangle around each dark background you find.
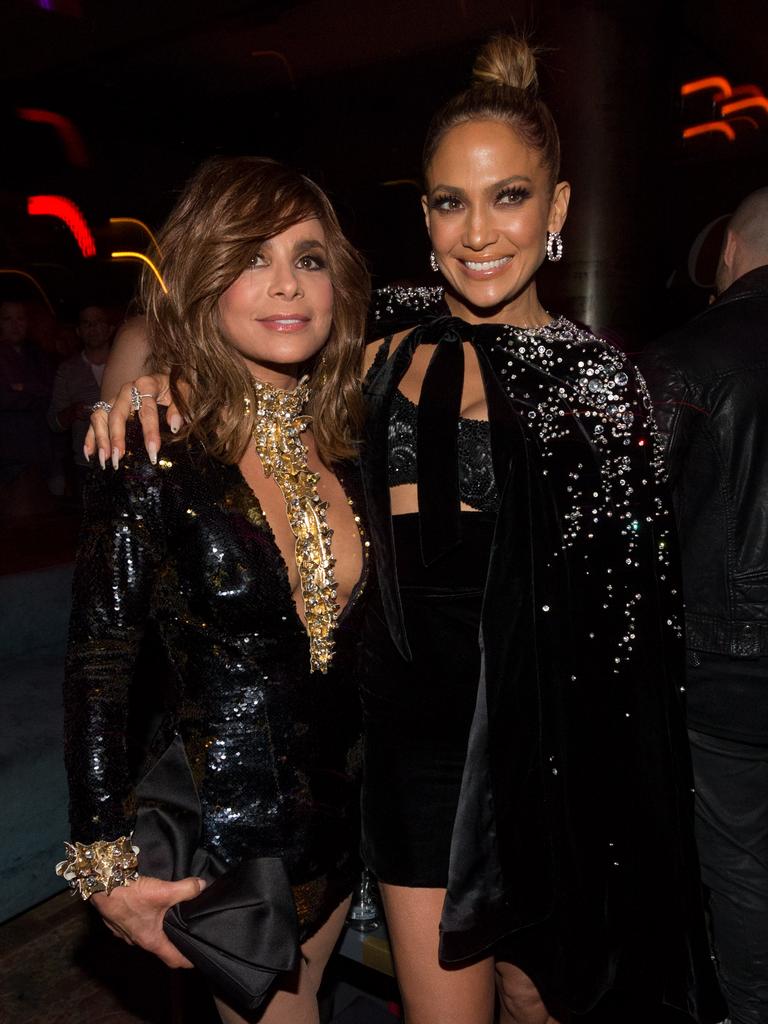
[1,4,766,1019]
[1,0,767,345]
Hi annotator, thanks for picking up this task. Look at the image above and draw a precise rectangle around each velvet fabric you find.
[361,512,494,886]
[361,289,725,1021]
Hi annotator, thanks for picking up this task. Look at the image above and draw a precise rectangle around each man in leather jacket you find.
[639,187,768,1024]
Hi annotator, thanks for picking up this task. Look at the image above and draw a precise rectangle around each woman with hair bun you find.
[89,36,723,1024]
[360,34,722,1024]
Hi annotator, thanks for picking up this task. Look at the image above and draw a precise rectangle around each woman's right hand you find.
[91,874,206,969]
[85,373,177,469]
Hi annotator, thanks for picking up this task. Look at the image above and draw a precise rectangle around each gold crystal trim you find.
[251,376,338,673]
[56,835,139,900]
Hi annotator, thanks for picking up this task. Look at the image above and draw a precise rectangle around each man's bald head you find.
[715,187,768,295]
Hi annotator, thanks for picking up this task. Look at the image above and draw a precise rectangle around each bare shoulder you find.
[101,316,152,399]
[114,315,150,351]
[362,329,411,375]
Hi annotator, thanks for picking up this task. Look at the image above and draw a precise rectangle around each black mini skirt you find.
[360,511,494,887]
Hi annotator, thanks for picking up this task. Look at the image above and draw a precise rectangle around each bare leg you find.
[495,961,565,1024]
[378,882,495,1024]
[215,896,350,1024]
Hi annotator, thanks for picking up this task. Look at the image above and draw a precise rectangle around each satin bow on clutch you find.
[132,734,299,1013]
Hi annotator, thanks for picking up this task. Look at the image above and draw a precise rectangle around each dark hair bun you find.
[472,35,539,93]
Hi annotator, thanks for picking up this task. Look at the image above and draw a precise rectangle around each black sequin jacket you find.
[64,420,368,940]
[362,287,724,1021]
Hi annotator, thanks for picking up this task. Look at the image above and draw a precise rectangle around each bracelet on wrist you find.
[56,835,139,900]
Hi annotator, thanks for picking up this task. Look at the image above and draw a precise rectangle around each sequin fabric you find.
[372,286,681,674]
[491,314,679,671]
[64,420,368,938]
[387,388,500,513]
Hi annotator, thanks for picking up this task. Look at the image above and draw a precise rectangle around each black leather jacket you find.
[638,265,768,657]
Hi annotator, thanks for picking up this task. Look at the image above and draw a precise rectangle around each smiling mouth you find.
[460,256,512,272]
[257,315,310,331]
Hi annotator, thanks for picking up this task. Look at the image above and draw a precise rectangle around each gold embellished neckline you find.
[250,376,339,673]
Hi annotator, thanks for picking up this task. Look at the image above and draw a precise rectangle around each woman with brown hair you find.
[88,36,723,1024]
[59,156,371,1023]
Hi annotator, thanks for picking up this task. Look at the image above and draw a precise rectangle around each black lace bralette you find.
[388,388,499,514]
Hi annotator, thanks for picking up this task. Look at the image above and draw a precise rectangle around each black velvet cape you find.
[361,287,724,1021]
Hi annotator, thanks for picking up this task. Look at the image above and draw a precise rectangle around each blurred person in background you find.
[48,303,115,493]
[640,187,768,1024]
[0,298,54,503]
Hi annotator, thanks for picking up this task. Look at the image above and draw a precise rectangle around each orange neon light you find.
[109,217,162,255]
[681,76,732,98]
[27,194,96,257]
[721,97,768,117]
[17,108,89,167]
[0,270,54,313]
[111,251,168,294]
[683,122,736,142]
[730,84,763,99]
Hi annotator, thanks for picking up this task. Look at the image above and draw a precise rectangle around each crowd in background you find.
[0,298,118,517]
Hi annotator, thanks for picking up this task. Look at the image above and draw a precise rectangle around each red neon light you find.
[722,97,768,117]
[681,76,732,98]
[727,115,760,132]
[730,84,764,100]
[17,108,89,167]
[27,195,96,257]
[683,122,736,142]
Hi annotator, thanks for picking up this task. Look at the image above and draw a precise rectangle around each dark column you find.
[540,0,677,340]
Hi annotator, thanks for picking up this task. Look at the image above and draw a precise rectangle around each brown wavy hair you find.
[140,156,370,465]
[423,35,561,190]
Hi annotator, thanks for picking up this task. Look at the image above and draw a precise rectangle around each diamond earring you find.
[546,231,563,262]
[429,250,439,273]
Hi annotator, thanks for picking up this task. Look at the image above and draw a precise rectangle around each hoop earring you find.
[429,251,439,273]
[546,231,563,262]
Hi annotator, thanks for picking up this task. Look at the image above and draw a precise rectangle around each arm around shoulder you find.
[101,316,153,400]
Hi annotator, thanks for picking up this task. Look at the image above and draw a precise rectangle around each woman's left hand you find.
[91,874,206,969]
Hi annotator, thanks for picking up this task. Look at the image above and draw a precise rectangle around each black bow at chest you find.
[365,316,523,566]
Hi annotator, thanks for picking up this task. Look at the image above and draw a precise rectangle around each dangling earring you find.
[546,231,563,262]
[429,250,439,273]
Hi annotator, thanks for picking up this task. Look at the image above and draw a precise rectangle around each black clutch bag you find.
[132,733,299,1013]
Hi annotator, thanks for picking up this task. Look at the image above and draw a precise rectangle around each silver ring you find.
[91,401,112,415]
[130,386,142,413]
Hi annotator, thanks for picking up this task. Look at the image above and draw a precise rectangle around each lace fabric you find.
[388,389,499,514]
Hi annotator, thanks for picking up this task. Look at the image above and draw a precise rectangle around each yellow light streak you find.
[111,251,168,293]
[109,217,162,255]
[0,269,54,312]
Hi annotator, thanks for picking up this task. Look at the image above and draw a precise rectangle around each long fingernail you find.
[98,448,106,470]
[111,447,120,470]
[147,441,158,465]
[83,445,91,464]
[170,414,182,434]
